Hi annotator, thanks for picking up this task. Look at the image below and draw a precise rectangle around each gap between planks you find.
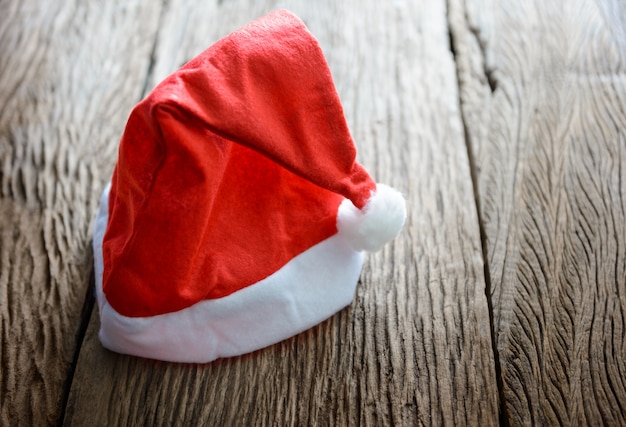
[445,1,508,425]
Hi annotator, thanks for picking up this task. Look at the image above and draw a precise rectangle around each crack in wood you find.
[446,0,509,425]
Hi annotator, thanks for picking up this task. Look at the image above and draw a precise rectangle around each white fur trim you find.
[336,183,406,252]
[93,183,364,363]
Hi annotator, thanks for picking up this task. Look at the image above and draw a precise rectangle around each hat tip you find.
[336,183,407,252]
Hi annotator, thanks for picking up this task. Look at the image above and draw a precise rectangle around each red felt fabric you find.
[102,9,376,317]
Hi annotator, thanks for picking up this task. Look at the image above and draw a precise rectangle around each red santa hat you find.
[93,9,406,363]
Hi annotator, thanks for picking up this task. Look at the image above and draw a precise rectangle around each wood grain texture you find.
[64,0,498,425]
[0,1,162,425]
[449,0,626,424]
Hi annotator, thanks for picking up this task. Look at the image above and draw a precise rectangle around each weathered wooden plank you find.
[64,0,499,425]
[0,1,162,425]
[449,0,626,424]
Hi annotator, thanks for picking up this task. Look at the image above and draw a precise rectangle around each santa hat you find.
[93,9,406,363]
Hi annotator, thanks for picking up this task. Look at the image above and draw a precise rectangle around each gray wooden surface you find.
[450,0,626,424]
[1,0,624,425]
[0,1,161,425]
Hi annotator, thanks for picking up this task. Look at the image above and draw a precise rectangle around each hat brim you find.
[93,184,363,363]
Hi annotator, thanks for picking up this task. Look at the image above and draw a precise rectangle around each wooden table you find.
[1,0,625,425]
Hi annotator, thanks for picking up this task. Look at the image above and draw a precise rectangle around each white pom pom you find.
[337,183,407,252]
